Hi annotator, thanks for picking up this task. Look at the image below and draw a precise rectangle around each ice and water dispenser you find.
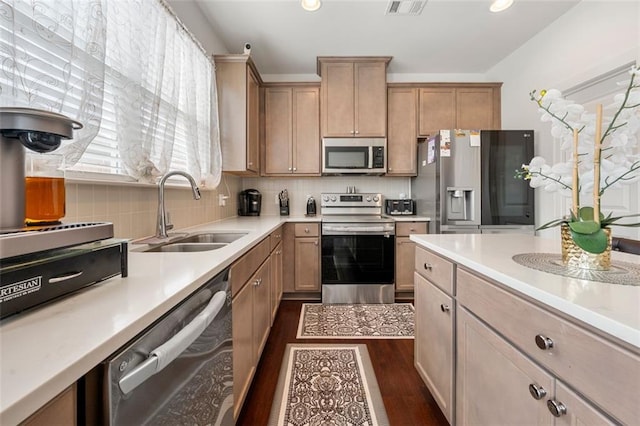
[446,187,474,222]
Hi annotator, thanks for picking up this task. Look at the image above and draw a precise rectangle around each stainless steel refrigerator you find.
[411,129,535,234]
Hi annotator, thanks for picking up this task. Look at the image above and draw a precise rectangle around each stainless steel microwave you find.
[321,138,387,175]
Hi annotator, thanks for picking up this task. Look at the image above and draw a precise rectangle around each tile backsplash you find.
[241,176,411,216]
[62,174,411,239]
[64,174,241,240]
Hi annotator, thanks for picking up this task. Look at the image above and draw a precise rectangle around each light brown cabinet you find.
[413,244,637,425]
[294,223,320,292]
[418,84,501,137]
[318,57,391,137]
[264,85,320,176]
[22,384,76,426]
[214,54,262,175]
[230,237,272,420]
[415,272,454,424]
[395,221,427,292]
[387,87,418,175]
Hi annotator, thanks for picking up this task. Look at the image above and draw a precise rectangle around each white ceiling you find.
[189,0,580,77]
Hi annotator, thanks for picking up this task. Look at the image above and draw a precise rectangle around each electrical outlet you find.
[218,194,228,207]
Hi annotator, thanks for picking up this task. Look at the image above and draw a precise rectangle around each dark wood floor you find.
[237,300,449,426]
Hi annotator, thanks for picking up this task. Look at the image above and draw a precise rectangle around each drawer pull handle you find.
[305,228,309,233]
[535,334,554,350]
[528,384,547,400]
[547,399,567,417]
[440,304,450,312]
[423,263,433,271]
[253,278,262,287]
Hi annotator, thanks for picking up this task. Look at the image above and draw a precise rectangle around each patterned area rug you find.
[268,344,390,426]
[296,303,415,339]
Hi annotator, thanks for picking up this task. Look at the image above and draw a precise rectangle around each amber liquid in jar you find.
[25,177,66,225]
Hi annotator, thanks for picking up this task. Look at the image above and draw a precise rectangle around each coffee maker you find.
[238,189,261,216]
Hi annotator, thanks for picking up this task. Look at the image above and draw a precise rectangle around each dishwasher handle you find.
[118,290,227,394]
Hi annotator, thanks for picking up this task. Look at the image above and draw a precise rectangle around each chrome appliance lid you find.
[0,222,114,259]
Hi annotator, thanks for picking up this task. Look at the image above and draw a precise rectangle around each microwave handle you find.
[368,146,373,169]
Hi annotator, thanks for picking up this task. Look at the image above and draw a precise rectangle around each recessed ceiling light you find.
[301,0,321,12]
[490,0,513,13]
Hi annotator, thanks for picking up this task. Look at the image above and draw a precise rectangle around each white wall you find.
[486,1,640,239]
[168,0,229,54]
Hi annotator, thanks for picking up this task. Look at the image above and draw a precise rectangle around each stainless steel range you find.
[321,192,395,304]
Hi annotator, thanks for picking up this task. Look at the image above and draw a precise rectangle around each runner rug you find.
[296,303,414,339]
[268,344,390,426]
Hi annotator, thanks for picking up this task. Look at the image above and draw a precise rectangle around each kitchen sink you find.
[176,232,248,244]
[145,242,228,253]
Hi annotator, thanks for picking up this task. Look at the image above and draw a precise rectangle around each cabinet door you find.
[456,307,553,426]
[293,86,320,174]
[395,237,415,291]
[321,62,354,136]
[419,88,455,137]
[553,381,616,426]
[456,87,496,130]
[294,237,320,291]
[252,260,271,361]
[270,241,283,323]
[354,61,387,137]
[23,384,76,426]
[246,68,260,173]
[414,273,454,423]
[264,87,293,174]
[387,87,417,175]
[232,279,254,420]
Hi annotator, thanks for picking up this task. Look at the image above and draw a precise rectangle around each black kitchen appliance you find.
[306,196,317,216]
[238,189,261,216]
[385,199,416,216]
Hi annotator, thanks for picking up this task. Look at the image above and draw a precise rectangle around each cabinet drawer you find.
[270,226,283,251]
[396,221,427,237]
[414,246,454,295]
[294,223,319,237]
[457,268,640,425]
[230,237,270,297]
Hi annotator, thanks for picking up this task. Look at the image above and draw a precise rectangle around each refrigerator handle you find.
[118,290,227,394]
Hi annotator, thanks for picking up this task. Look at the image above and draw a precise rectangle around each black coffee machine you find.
[238,189,261,216]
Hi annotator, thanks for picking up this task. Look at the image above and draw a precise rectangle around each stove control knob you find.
[322,195,329,202]
[330,195,337,202]
[366,196,372,202]
[373,196,380,202]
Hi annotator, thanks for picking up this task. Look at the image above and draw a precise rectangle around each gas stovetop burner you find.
[0,222,114,259]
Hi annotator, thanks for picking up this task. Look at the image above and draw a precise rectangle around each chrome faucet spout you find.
[156,171,201,239]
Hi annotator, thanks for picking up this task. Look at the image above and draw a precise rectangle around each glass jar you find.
[25,153,66,225]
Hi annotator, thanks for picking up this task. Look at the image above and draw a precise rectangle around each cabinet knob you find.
[423,263,433,271]
[528,384,547,400]
[410,228,415,232]
[547,399,567,417]
[293,167,297,171]
[388,167,393,171]
[314,240,318,246]
[288,167,292,171]
[440,304,450,312]
[535,334,554,350]
[355,130,359,134]
[304,227,309,233]
[248,162,253,166]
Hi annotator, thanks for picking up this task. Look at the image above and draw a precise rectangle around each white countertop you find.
[410,234,640,350]
[384,215,430,222]
[0,215,314,425]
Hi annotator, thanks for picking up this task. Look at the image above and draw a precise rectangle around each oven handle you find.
[118,290,227,394]
[322,225,395,235]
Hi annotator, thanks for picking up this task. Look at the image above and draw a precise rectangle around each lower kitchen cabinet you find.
[231,236,273,420]
[270,240,283,323]
[395,221,428,292]
[282,222,320,295]
[414,272,454,423]
[413,245,636,425]
[22,384,76,426]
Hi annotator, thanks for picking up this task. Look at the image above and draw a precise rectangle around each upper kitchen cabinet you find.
[214,54,262,175]
[418,83,502,137]
[263,84,320,176]
[387,86,418,176]
[317,57,391,137]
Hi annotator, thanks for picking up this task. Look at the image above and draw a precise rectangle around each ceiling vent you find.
[385,0,427,16]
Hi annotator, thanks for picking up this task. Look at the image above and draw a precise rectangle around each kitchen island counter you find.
[410,233,640,350]
[0,215,315,425]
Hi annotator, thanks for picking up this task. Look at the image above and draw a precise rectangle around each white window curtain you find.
[0,0,222,188]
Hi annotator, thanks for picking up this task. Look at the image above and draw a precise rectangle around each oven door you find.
[321,233,395,285]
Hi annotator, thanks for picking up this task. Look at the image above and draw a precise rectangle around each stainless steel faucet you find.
[156,171,201,239]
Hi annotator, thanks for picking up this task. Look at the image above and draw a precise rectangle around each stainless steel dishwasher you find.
[104,267,233,425]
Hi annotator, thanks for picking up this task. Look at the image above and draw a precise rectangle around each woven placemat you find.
[512,253,640,286]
